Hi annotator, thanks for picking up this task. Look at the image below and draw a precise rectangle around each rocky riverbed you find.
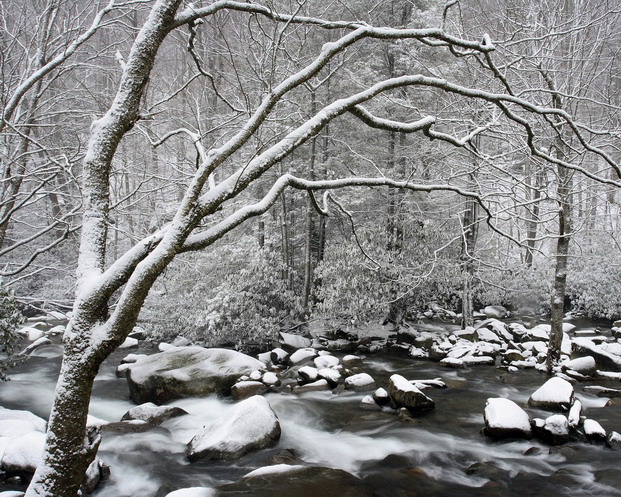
[2,309,621,496]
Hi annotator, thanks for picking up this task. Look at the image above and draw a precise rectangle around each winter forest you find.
[3,0,621,496]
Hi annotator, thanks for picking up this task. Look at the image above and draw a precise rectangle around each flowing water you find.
[2,321,621,497]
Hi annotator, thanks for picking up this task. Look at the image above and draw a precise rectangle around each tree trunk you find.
[546,162,572,372]
[26,352,100,497]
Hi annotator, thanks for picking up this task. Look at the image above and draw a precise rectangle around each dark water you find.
[2,322,621,497]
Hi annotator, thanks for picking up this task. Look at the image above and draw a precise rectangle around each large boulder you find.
[573,338,621,371]
[483,305,507,319]
[126,347,264,404]
[1,431,45,473]
[483,398,531,439]
[388,374,435,412]
[528,377,574,410]
[187,396,280,462]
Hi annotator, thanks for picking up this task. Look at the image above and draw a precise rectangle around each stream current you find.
[2,321,621,496]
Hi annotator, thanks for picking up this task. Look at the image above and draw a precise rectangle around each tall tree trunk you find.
[460,176,478,328]
[546,160,572,372]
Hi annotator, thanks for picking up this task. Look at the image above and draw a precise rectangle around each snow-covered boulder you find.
[528,377,574,410]
[573,338,621,371]
[0,407,46,434]
[373,387,390,406]
[261,372,280,387]
[388,374,435,412]
[293,379,330,394]
[121,402,188,424]
[483,398,531,439]
[342,355,363,368]
[298,366,319,383]
[344,373,376,392]
[584,419,606,441]
[562,356,596,375]
[288,348,318,366]
[1,431,45,473]
[314,355,339,369]
[164,488,215,497]
[231,381,268,400]
[606,431,621,450]
[270,348,289,365]
[539,414,570,444]
[242,464,306,480]
[126,347,265,404]
[360,395,380,411]
[317,368,341,386]
[278,332,312,352]
[568,400,582,428]
[187,396,280,462]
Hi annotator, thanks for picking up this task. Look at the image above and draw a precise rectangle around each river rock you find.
[567,400,582,428]
[126,347,265,404]
[298,366,319,383]
[389,374,434,412]
[360,395,381,411]
[278,332,312,352]
[606,431,621,449]
[344,373,376,392]
[217,465,372,497]
[528,377,574,410]
[187,396,280,462]
[165,488,215,497]
[483,398,531,439]
[342,355,363,368]
[0,407,46,436]
[562,356,596,375]
[261,371,280,387]
[293,379,330,394]
[318,368,341,386]
[121,402,187,424]
[231,381,268,400]
[583,419,606,441]
[1,431,45,473]
[314,355,340,369]
[270,348,289,365]
[572,338,621,371]
[539,415,570,444]
[288,348,318,366]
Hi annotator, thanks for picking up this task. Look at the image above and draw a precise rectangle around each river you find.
[1,319,621,496]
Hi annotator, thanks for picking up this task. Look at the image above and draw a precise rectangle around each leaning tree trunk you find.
[26,1,183,495]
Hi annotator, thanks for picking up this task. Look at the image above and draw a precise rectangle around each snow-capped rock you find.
[231,381,268,400]
[288,348,318,366]
[342,355,363,368]
[293,379,330,394]
[278,332,312,352]
[164,488,216,497]
[528,377,574,410]
[541,414,570,444]
[1,431,45,473]
[344,373,376,392]
[483,398,531,439]
[583,419,606,440]
[187,396,280,462]
[606,431,621,450]
[126,347,265,404]
[298,366,319,383]
[483,305,507,319]
[121,402,188,424]
[567,400,582,428]
[261,372,280,387]
[270,348,289,365]
[562,356,596,375]
[317,368,341,386]
[314,355,340,369]
[389,374,434,412]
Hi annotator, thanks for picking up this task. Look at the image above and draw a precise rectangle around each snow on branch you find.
[174,1,494,54]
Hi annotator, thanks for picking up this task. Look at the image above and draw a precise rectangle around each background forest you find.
[3,0,621,355]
